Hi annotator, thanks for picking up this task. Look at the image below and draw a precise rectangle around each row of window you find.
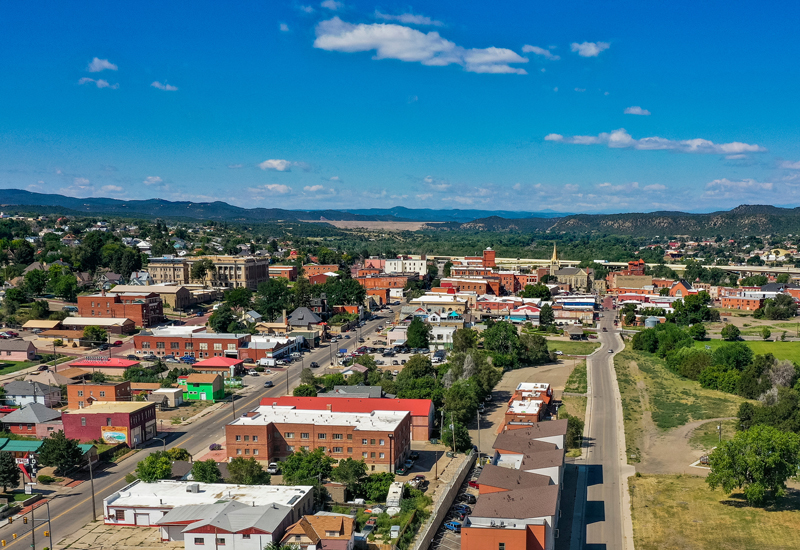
[141,342,237,350]
[282,432,386,445]
[234,446,386,459]
[76,390,107,397]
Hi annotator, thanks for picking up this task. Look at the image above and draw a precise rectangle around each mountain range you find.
[2,189,800,236]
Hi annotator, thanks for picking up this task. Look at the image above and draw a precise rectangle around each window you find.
[214,343,222,350]
[301,446,309,451]
[244,449,250,455]
[319,446,326,452]
[370,439,375,445]
[106,418,112,426]
[241,534,250,540]
[142,342,151,349]
[301,433,309,439]
[27,424,33,431]
[285,432,294,439]
[252,436,258,442]
[199,343,208,350]
[79,401,84,408]
[287,445,295,452]
[380,439,385,446]
[379,453,385,459]
[362,452,368,458]
[227,344,236,350]
[332,433,343,440]
[99,391,105,397]
[170,342,180,350]
[77,390,83,397]
[244,435,250,441]
[347,447,353,453]
[116,510,125,521]
[185,342,193,350]
[333,447,343,453]
[499,545,505,550]
[81,417,86,426]
[216,538,226,546]
[236,435,242,441]
[362,439,368,445]
[347,434,353,440]
[156,342,165,349]
[370,452,376,458]
[236,449,242,455]
[253,449,259,455]
[318,433,326,440]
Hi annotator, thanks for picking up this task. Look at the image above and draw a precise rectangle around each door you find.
[200,392,207,401]
[135,514,150,526]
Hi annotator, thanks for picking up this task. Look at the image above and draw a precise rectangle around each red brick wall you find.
[62,404,156,444]
[304,265,340,277]
[483,249,496,268]
[366,288,390,304]
[134,334,250,358]
[356,276,411,290]
[67,382,132,410]
[720,296,763,310]
[77,294,164,327]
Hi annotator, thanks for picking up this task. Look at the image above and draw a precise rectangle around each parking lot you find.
[429,464,481,550]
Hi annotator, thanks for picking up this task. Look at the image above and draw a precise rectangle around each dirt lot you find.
[156,399,218,424]
[58,523,182,550]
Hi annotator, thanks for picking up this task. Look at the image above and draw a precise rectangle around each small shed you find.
[645,316,660,328]
[566,325,585,340]
[152,388,184,408]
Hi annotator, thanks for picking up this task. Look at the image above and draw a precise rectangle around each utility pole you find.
[30,498,35,550]
[231,393,236,420]
[88,453,97,522]
[46,499,53,550]
[450,412,455,453]
[476,409,481,460]
[718,424,722,444]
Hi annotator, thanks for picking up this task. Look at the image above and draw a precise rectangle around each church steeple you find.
[549,243,560,276]
[551,243,558,263]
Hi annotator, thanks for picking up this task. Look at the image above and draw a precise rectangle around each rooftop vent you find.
[186,483,200,493]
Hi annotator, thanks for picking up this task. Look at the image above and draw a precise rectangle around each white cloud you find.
[87,57,118,72]
[73,177,90,186]
[571,41,610,57]
[228,164,244,169]
[329,176,340,181]
[280,23,290,32]
[726,154,747,160]
[780,160,800,169]
[143,176,163,185]
[151,81,178,91]
[314,17,528,75]
[321,0,343,10]
[416,193,433,200]
[263,184,292,194]
[624,106,651,116]
[512,183,522,190]
[375,11,443,26]
[574,88,586,92]
[703,178,774,197]
[101,185,124,193]
[423,175,450,191]
[643,184,666,191]
[78,77,119,89]
[521,45,559,60]
[564,184,580,192]
[443,196,474,205]
[544,128,766,155]
[304,185,325,192]
[259,159,293,171]
[300,5,315,13]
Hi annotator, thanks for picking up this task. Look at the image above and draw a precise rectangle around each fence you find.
[409,452,474,550]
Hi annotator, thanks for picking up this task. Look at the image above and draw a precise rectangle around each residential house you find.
[0,340,37,361]
[177,374,224,402]
[98,272,124,289]
[3,381,61,408]
[0,403,63,438]
[128,271,153,285]
[243,310,262,324]
[280,514,356,550]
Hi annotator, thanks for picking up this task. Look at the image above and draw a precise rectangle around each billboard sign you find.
[101,426,129,445]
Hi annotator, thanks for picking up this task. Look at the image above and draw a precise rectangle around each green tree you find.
[82,325,108,346]
[520,284,551,300]
[706,425,800,505]
[539,304,555,327]
[359,472,395,502]
[562,412,584,450]
[483,321,521,357]
[53,273,78,301]
[0,451,20,492]
[24,269,48,295]
[254,278,293,322]
[227,457,270,485]
[406,317,431,348]
[300,368,317,386]
[293,384,317,397]
[761,294,798,320]
[38,431,83,475]
[165,448,192,461]
[29,299,50,320]
[190,258,216,287]
[442,261,453,277]
[331,458,368,498]
[281,448,335,485]
[720,323,741,341]
[224,287,253,311]
[192,459,222,483]
[520,333,551,365]
[762,327,772,341]
[293,277,312,309]
[740,275,768,287]
[441,419,472,452]
[443,380,479,425]
[208,304,236,333]
[688,323,706,340]
[91,371,107,383]
[776,273,790,284]
[452,328,478,353]
[135,452,173,482]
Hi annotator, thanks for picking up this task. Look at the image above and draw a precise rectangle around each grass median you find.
[548,340,600,356]
[630,474,800,550]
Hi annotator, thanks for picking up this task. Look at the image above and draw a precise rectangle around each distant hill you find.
[343,206,567,223]
[461,205,800,236]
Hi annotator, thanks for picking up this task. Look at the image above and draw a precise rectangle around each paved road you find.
[0,307,399,550]
[578,312,628,550]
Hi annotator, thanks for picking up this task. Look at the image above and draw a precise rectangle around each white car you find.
[554,351,564,356]
[267,463,279,474]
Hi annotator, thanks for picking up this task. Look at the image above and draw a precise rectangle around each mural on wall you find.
[101,426,128,444]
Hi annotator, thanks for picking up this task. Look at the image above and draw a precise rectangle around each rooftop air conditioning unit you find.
[186,483,200,493]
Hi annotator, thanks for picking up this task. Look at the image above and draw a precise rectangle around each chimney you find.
[282,309,287,324]
[327,404,332,411]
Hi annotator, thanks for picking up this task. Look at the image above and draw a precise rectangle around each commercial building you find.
[303,264,340,278]
[62,401,157,446]
[384,257,427,277]
[77,290,164,327]
[225,405,411,472]
[191,357,246,377]
[61,316,136,335]
[269,265,298,281]
[264,396,435,441]
[720,294,764,311]
[177,373,224,402]
[102,284,197,311]
[104,479,314,528]
[66,356,141,377]
[67,381,132,409]
[133,327,250,359]
[148,255,270,289]
[238,336,303,364]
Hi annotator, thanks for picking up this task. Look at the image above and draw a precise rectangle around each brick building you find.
[67,357,141,377]
[0,403,63,438]
[67,381,132,409]
[62,401,157,446]
[720,294,764,310]
[302,264,340,278]
[225,405,411,472]
[133,327,250,359]
[265,396,435,441]
[77,291,164,327]
[355,274,415,290]
[269,266,298,281]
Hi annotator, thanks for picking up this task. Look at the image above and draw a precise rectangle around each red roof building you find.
[192,356,245,377]
[263,396,435,441]
[66,357,140,376]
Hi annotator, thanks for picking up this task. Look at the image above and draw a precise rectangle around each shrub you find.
[37,474,55,484]
[209,443,222,451]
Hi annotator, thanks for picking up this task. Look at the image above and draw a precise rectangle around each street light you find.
[152,436,168,451]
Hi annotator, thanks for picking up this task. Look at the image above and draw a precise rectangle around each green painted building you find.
[178,373,225,402]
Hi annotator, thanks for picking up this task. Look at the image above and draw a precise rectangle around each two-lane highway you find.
[0,306,399,550]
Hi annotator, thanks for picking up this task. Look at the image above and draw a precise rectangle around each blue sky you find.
[2,0,800,213]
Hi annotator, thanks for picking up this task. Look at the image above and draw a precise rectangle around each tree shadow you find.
[720,487,800,511]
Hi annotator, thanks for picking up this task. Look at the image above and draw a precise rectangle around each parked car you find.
[181,356,197,364]
[165,357,180,364]
[396,465,408,475]
[554,350,563,356]
[392,360,400,366]
[97,343,110,351]
[5,331,18,338]
[468,480,479,489]
[344,335,350,339]
[608,349,614,353]
[453,504,471,513]
[458,494,477,504]
[112,340,123,346]
[404,459,414,469]
[143,354,158,361]
[264,380,274,388]
[267,463,279,474]
[392,369,399,376]
[443,521,461,533]
[37,365,49,372]
[31,328,43,334]
[310,361,320,368]
[127,354,138,361]
[602,327,608,332]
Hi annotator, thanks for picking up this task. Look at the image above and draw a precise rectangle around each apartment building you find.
[384,257,427,276]
[355,274,416,290]
[225,406,411,472]
[77,291,164,328]
[67,381,132,409]
[269,265,298,281]
[148,255,270,289]
[302,264,340,277]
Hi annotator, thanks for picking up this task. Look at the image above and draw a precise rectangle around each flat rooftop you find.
[65,401,153,414]
[506,400,543,415]
[105,480,313,509]
[515,383,550,393]
[232,405,409,431]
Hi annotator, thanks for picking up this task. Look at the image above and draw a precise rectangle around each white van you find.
[291,352,301,358]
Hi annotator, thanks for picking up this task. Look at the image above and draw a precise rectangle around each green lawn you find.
[614,349,746,462]
[0,361,37,375]
[548,340,600,356]
[631,474,800,550]
[564,360,587,393]
[693,340,800,363]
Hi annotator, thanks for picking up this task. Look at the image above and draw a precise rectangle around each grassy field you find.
[688,419,738,451]
[560,395,586,458]
[0,361,37,375]
[564,360,587,393]
[693,340,800,363]
[548,340,600,356]
[614,349,745,462]
[630,474,800,550]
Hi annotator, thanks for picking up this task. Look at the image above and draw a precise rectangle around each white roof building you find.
[230,406,409,433]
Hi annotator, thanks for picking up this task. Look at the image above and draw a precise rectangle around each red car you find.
[5,331,18,337]
[468,480,479,489]
[112,340,123,346]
